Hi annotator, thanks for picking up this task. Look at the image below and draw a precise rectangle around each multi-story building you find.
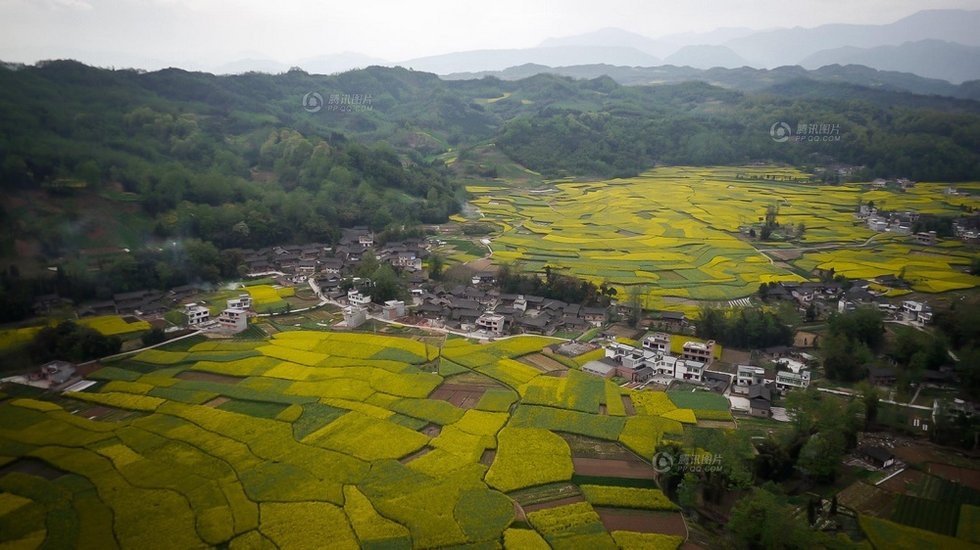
[681,340,715,365]
[217,307,248,333]
[184,303,211,326]
[736,365,766,387]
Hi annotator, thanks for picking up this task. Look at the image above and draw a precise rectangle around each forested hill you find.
[1,61,980,245]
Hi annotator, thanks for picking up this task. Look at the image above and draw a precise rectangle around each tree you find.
[367,264,406,304]
[821,332,871,382]
[29,321,122,363]
[428,252,445,280]
[797,431,845,482]
[857,382,880,429]
[626,285,645,327]
[727,488,810,550]
[141,327,166,347]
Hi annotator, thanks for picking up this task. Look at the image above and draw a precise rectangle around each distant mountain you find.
[663,45,750,69]
[538,27,672,57]
[213,58,290,75]
[396,46,660,75]
[442,62,980,102]
[299,52,389,75]
[801,40,980,84]
[723,9,980,68]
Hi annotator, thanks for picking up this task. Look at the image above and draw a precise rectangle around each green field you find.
[0,332,703,549]
[468,166,980,315]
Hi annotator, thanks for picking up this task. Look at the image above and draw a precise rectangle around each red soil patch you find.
[595,508,686,536]
[429,383,487,409]
[926,462,980,492]
[573,458,656,479]
[203,396,232,408]
[877,469,927,493]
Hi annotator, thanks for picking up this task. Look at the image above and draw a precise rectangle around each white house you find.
[775,369,810,390]
[184,303,210,326]
[348,289,372,307]
[227,293,252,310]
[736,365,766,387]
[217,307,248,333]
[343,305,368,328]
[381,300,406,320]
[476,313,506,335]
[681,340,715,365]
[642,332,671,354]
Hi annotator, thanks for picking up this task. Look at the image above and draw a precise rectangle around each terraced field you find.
[0,332,708,549]
[468,166,980,314]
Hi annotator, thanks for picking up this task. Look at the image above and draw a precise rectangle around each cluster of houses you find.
[413,287,608,335]
[182,293,252,333]
[581,333,715,384]
[241,228,429,281]
[763,280,933,327]
[67,285,203,317]
[732,353,815,417]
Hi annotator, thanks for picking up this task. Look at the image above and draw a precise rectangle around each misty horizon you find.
[2,1,979,75]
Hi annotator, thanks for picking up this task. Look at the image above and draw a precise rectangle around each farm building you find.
[582,360,616,378]
[858,445,896,469]
[40,360,76,385]
[343,305,368,328]
[681,340,715,365]
[382,300,407,320]
[184,303,210,326]
[217,308,248,333]
[735,365,766,388]
[748,385,772,417]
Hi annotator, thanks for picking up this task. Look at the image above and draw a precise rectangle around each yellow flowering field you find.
[77,315,152,336]
[469,166,979,311]
[0,332,732,548]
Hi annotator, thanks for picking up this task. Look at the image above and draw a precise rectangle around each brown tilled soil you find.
[429,383,488,409]
[595,508,686,536]
[926,462,980,491]
[572,458,656,479]
[203,396,232,408]
[521,353,568,372]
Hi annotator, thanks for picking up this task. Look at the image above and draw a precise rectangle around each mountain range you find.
[201,9,980,87]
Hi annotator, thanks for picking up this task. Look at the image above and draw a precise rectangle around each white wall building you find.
[184,303,210,326]
[736,365,766,387]
[476,313,506,335]
[227,293,252,310]
[382,300,406,320]
[217,307,248,333]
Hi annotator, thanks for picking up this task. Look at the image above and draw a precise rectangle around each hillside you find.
[1,60,979,270]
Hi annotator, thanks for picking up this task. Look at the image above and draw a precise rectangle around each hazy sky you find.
[1,0,978,69]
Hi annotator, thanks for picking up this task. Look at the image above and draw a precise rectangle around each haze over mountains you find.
[173,9,980,86]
